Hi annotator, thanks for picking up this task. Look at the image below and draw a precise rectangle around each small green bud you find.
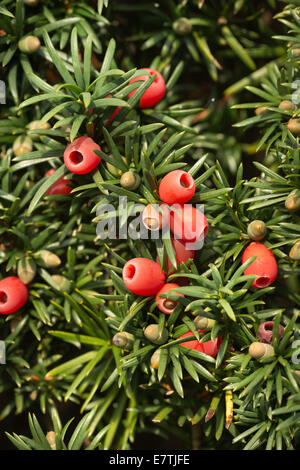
[287,118,300,135]
[106,161,123,177]
[150,349,161,369]
[112,332,135,349]
[279,100,296,111]
[255,106,268,116]
[194,315,216,330]
[120,171,140,190]
[34,250,61,268]
[13,136,32,156]
[247,220,267,241]
[27,120,51,131]
[285,189,300,212]
[46,431,56,450]
[249,341,274,360]
[17,257,37,284]
[291,48,300,57]
[51,275,71,292]
[144,324,168,345]
[289,241,300,260]
[172,17,192,35]
[18,35,41,54]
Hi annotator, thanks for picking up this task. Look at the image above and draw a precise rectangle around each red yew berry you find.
[179,329,222,357]
[64,136,101,174]
[0,277,28,315]
[158,170,196,205]
[257,321,284,344]
[169,204,209,244]
[45,169,72,196]
[128,68,166,108]
[155,283,184,314]
[242,242,278,289]
[122,258,165,296]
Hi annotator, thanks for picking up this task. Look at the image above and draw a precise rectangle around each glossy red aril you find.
[242,242,278,289]
[169,204,209,244]
[122,258,165,296]
[155,283,184,314]
[64,136,101,174]
[128,68,166,108]
[45,169,72,196]
[0,276,28,315]
[179,329,222,357]
[159,170,195,205]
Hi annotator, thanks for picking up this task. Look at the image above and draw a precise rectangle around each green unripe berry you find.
[112,332,135,349]
[34,250,61,268]
[17,257,37,284]
[144,324,168,345]
[279,100,296,111]
[249,342,274,360]
[173,17,192,35]
[255,106,268,116]
[247,220,267,241]
[285,189,300,212]
[106,162,123,177]
[27,120,51,131]
[194,315,216,330]
[150,349,161,369]
[287,118,300,135]
[120,171,140,190]
[51,275,71,292]
[18,35,41,54]
[13,136,33,156]
[289,241,300,260]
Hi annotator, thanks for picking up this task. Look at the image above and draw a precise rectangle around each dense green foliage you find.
[1,0,300,450]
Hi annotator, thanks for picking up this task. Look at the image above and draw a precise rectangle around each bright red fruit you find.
[169,204,209,244]
[242,242,278,288]
[159,170,195,205]
[179,329,222,357]
[64,136,101,174]
[122,258,165,296]
[0,276,28,315]
[128,68,166,108]
[45,169,72,196]
[155,283,184,314]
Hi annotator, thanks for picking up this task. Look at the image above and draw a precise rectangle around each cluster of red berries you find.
[0,69,166,316]
[43,68,166,194]
[121,169,219,356]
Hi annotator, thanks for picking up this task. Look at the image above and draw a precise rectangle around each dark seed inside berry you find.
[256,276,270,288]
[0,291,7,304]
[69,151,84,164]
[125,264,136,280]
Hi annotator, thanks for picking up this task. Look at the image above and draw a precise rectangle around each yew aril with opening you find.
[0,277,28,315]
[155,283,184,314]
[122,258,165,296]
[158,170,196,205]
[242,242,278,289]
[64,136,101,174]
